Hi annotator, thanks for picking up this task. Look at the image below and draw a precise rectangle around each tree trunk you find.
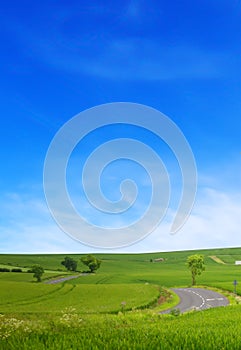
[192,272,196,285]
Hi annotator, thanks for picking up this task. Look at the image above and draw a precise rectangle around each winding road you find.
[45,276,229,314]
[163,288,229,313]
[45,274,85,284]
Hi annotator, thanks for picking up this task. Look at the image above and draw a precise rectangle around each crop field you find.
[0,282,160,314]
[1,247,241,349]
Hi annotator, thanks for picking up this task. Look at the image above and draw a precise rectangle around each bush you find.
[0,268,10,272]
[170,308,181,317]
[11,268,22,273]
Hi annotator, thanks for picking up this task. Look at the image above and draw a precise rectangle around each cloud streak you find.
[1,183,241,253]
[30,36,232,81]
[2,11,233,82]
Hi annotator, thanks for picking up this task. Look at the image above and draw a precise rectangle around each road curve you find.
[163,288,229,314]
[45,274,85,284]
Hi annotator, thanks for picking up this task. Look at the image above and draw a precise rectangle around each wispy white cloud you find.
[134,187,241,252]
[1,182,241,253]
[34,37,230,81]
[2,11,232,82]
[0,192,91,253]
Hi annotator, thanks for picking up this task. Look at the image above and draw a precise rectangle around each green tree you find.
[31,265,44,282]
[80,255,101,273]
[186,254,205,285]
[61,257,78,272]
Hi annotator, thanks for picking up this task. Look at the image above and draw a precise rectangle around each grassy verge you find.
[196,284,239,305]
[2,306,241,349]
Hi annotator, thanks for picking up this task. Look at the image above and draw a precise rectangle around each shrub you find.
[11,268,22,273]
[170,308,181,317]
[0,268,10,272]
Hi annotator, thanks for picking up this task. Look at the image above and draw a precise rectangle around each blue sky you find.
[0,0,241,253]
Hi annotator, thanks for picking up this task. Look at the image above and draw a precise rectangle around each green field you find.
[1,247,241,348]
[2,307,241,350]
[0,282,160,314]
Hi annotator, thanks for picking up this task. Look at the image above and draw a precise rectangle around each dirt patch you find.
[157,295,166,304]
[157,289,171,305]
[150,258,165,262]
[209,255,225,264]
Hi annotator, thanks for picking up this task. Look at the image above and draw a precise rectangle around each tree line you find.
[31,255,101,282]
[1,253,205,285]
[61,255,101,273]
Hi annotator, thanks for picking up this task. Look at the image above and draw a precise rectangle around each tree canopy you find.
[61,257,78,272]
[80,255,101,273]
[31,265,44,282]
[186,254,205,285]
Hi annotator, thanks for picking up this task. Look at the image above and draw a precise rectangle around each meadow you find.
[3,307,241,350]
[1,247,241,349]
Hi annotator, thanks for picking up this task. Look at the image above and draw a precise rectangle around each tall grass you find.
[2,306,241,349]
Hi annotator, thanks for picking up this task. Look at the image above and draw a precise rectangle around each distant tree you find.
[80,255,101,273]
[0,267,10,272]
[61,257,78,272]
[11,268,22,272]
[186,255,205,285]
[31,265,44,282]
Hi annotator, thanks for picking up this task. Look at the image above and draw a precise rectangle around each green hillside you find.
[1,247,241,349]
[1,247,241,291]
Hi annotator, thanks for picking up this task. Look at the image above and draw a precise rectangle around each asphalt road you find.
[45,274,86,284]
[163,288,229,313]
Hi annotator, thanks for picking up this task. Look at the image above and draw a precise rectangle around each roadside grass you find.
[193,284,238,305]
[2,306,241,349]
[151,288,180,312]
